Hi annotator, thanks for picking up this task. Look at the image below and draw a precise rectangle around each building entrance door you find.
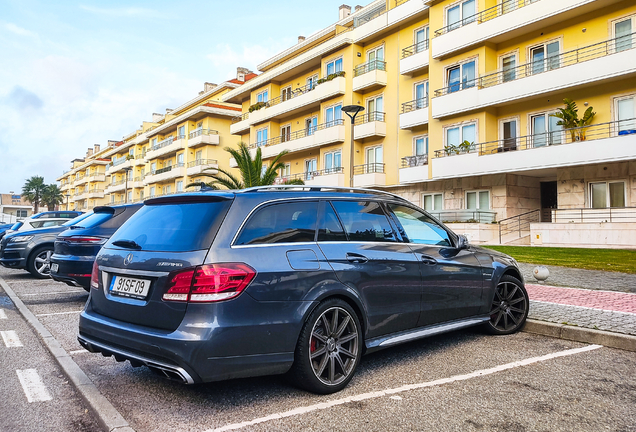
[540,181,557,222]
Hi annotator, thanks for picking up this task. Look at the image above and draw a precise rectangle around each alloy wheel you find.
[489,280,528,332]
[34,250,52,276]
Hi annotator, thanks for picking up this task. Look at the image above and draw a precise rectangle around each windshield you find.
[10,222,23,230]
[63,212,94,227]
[70,211,112,229]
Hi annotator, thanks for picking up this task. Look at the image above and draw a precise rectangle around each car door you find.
[385,202,484,327]
[317,200,421,339]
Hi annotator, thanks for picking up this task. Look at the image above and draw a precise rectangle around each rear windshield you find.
[107,201,231,252]
[11,222,23,230]
[63,212,94,227]
[70,212,112,229]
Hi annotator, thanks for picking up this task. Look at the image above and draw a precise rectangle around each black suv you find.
[78,187,528,394]
[51,204,142,290]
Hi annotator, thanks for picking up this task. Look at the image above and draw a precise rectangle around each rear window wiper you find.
[70,225,85,229]
[112,239,142,250]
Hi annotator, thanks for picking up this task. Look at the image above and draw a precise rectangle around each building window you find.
[414,81,428,109]
[613,16,634,52]
[414,136,428,156]
[501,53,517,82]
[324,151,342,173]
[257,90,268,103]
[177,153,184,164]
[446,59,476,93]
[151,138,157,147]
[414,26,429,52]
[111,195,115,203]
[365,146,383,173]
[530,112,561,147]
[447,0,476,31]
[529,40,560,74]
[590,181,626,209]
[466,190,490,210]
[614,95,636,133]
[305,116,318,135]
[256,128,268,146]
[281,86,292,102]
[127,191,132,202]
[446,122,476,148]
[139,190,144,200]
[500,118,519,151]
[281,124,291,142]
[366,95,384,121]
[306,75,318,90]
[325,57,343,75]
[17,210,28,218]
[178,125,185,139]
[151,162,156,174]
[280,163,291,178]
[304,159,317,180]
[422,193,443,211]
[149,186,155,197]
[165,185,172,195]
[176,181,183,192]
[195,150,203,161]
[325,104,342,126]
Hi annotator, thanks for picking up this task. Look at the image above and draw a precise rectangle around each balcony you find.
[132,154,147,166]
[131,176,145,189]
[353,163,386,187]
[106,157,132,174]
[74,191,88,201]
[432,33,636,119]
[188,129,220,148]
[230,113,250,135]
[431,119,636,179]
[75,175,88,186]
[105,180,126,194]
[400,40,429,75]
[399,155,428,184]
[399,99,429,129]
[186,159,219,177]
[250,120,346,159]
[352,60,387,92]
[60,182,70,191]
[431,0,605,59]
[145,136,185,160]
[248,75,346,125]
[354,112,386,140]
[144,164,185,184]
[87,189,104,199]
[304,167,346,187]
[87,173,106,182]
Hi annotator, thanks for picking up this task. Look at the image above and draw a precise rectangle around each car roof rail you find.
[237,185,407,201]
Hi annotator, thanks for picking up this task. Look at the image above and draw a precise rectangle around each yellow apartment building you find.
[222,0,636,248]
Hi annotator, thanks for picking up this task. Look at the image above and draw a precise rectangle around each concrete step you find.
[504,234,531,245]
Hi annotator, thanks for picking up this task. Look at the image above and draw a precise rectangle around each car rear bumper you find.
[50,254,93,288]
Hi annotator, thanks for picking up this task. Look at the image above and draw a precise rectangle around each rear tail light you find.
[66,236,107,244]
[162,263,256,303]
[90,261,99,289]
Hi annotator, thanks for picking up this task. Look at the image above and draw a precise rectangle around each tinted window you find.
[63,212,94,227]
[388,204,452,246]
[331,201,396,242]
[317,202,346,242]
[71,212,112,229]
[108,201,231,252]
[236,201,318,245]
[11,222,22,230]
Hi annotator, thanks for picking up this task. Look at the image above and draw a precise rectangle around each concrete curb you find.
[522,319,636,352]
[0,276,135,432]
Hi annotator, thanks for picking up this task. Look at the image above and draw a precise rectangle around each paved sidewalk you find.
[518,262,636,293]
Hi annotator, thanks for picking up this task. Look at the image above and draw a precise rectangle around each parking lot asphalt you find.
[1,265,635,432]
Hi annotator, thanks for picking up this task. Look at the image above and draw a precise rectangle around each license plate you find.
[110,276,151,299]
[51,263,59,273]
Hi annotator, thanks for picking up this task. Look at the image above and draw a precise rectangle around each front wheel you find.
[288,299,362,394]
[483,275,529,335]
[27,246,53,279]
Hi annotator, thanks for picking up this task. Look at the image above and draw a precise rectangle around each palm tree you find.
[551,98,596,141]
[21,176,46,213]
[41,184,64,211]
[187,142,303,190]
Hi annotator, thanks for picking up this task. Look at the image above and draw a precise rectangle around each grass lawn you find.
[483,246,636,274]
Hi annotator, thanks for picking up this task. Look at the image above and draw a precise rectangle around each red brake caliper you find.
[310,337,316,353]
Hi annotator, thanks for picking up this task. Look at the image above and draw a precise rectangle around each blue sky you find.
[0,0,351,193]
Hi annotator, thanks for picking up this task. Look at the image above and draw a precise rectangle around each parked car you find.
[78,187,529,394]
[0,223,13,240]
[51,204,143,290]
[0,213,93,278]
[4,211,82,236]
[30,210,83,219]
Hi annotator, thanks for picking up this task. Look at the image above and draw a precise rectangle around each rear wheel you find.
[27,246,53,279]
[288,298,362,394]
[483,275,529,335]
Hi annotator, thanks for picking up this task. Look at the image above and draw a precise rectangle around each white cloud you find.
[2,22,39,39]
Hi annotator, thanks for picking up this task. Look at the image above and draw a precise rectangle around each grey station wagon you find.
[78,186,529,394]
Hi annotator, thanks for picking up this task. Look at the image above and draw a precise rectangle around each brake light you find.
[162,263,256,303]
[66,236,106,244]
[90,261,99,289]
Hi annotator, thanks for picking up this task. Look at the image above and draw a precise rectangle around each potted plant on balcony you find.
[551,98,596,142]
[248,101,267,113]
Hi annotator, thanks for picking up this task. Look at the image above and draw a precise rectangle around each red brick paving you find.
[526,284,636,314]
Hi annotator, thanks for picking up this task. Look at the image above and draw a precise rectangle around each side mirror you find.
[456,234,469,250]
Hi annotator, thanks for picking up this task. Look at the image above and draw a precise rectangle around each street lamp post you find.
[65,194,70,211]
[341,104,364,188]
[123,167,132,203]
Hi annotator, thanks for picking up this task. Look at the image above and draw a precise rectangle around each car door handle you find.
[346,253,368,264]
[421,255,437,266]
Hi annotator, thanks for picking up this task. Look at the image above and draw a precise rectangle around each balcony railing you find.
[353,3,386,28]
[109,180,125,186]
[134,175,145,182]
[401,155,428,168]
[154,163,184,175]
[434,0,542,37]
[354,163,385,175]
[354,60,386,77]
[354,111,386,124]
[151,136,175,151]
[231,112,249,124]
[275,167,345,184]
[551,207,636,223]
[429,210,497,224]
[433,118,636,158]
[187,158,218,168]
[88,172,105,178]
[188,128,218,139]
[401,98,428,113]
[250,119,344,149]
[112,157,128,167]
[257,73,346,110]
[434,32,636,96]
[402,40,429,58]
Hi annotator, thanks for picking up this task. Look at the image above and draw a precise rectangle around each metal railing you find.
[402,40,429,58]
[275,167,344,184]
[112,157,128,167]
[151,136,175,151]
[153,163,184,175]
[354,60,386,77]
[133,175,145,182]
[354,111,385,124]
[87,188,104,193]
[401,98,428,113]
[434,0,541,36]
[354,163,385,175]
[433,118,636,159]
[401,155,428,168]
[109,180,125,187]
[258,74,346,110]
[498,209,540,243]
[250,119,344,149]
[429,210,497,224]
[551,207,636,223]
[88,172,105,178]
[187,158,218,168]
[434,32,636,97]
[353,3,386,28]
[188,128,218,139]
[232,112,250,124]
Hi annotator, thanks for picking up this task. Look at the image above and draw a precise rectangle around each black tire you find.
[288,298,362,394]
[483,275,529,335]
[27,246,54,279]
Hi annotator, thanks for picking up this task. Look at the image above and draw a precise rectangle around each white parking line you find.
[21,290,86,296]
[207,344,603,432]
[0,309,7,319]
[35,310,83,317]
[69,349,88,355]
[16,369,52,403]
[1,330,23,347]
